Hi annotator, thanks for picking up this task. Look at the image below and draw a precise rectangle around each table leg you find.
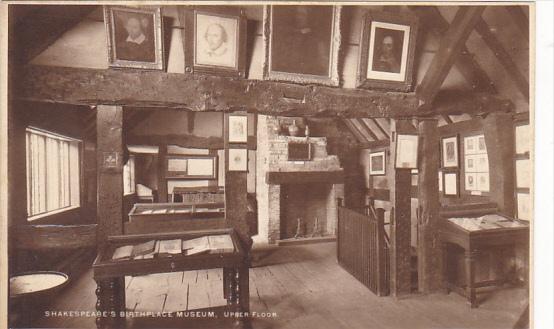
[442,242,450,294]
[225,268,237,305]
[465,250,477,308]
[95,278,125,329]
[231,266,251,329]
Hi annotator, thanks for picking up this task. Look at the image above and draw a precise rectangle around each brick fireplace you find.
[255,115,344,244]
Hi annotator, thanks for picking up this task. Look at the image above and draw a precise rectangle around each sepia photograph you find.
[104,6,164,70]
[2,2,551,329]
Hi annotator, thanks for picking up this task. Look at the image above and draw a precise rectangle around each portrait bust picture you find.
[180,7,247,77]
[195,14,237,68]
[357,11,418,91]
[104,6,164,70]
[264,5,342,86]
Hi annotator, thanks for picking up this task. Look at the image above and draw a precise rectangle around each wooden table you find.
[92,228,250,329]
[438,217,529,308]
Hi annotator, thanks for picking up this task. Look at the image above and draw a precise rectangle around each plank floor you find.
[28,242,527,329]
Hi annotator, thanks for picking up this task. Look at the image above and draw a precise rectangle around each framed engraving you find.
[395,134,419,169]
[369,151,386,175]
[357,11,418,91]
[228,114,248,143]
[442,135,459,168]
[180,6,247,77]
[228,148,248,172]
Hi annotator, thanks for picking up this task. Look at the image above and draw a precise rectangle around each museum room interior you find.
[5,3,531,329]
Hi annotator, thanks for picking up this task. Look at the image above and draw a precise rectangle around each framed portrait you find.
[395,134,419,169]
[228,114,248,143]
[441,135,458,168]
[357,11,419,91]
[228,148,248,172]
[263,5,342,86]
[369,151,386,175]
[443,172,459,197]
[464,135,476,155]
[180,7,247,77]
[104,6,164,70]
[166,155,217,179]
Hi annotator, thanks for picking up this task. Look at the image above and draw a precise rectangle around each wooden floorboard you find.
[28,242,526,329]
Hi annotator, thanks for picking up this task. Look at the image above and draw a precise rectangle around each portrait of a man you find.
[104,6,163,70]
[195,13,237,68]
[270,6,333,77]
[114,12,155,62]
[372,29,403,74]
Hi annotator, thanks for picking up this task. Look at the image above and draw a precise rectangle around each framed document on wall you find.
[395,134,418,169]
[166,155,217,179]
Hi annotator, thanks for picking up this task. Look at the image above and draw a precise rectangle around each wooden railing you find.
[337,205,390,296]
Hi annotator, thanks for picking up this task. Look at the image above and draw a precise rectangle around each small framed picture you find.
[357,11,418,91]
[369,151,386,175]
[438,171,443,192]
[464,154,477,171]
[104,6,164,70]
[441,135,458,168]
[464,136,476,155]
[263,5,342,86]
[477,135,487,152]
[477,173,490,192]
[228,148,248,172]
[443,172,458,197]
[465,172,477,191]
[228,114,248,143]
[476,154,489,172]
[395,134,418,169]
[180,6,247,77]
[166,155,217,179]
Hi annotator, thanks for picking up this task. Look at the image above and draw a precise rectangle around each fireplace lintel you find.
[266,170,344,185]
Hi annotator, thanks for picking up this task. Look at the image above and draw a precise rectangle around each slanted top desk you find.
[92,228,250,329]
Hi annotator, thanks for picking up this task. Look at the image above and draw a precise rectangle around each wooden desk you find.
[92,229,250,329]
[439,217,529,308]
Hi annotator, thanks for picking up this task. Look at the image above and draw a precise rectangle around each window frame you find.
[26,127,82,221]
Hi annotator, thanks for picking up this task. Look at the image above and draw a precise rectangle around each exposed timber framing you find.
[416,6,486,106]
[18,65,514,119]
[474,17,530,102]
[411,6,496,94]
[18,65,418,118]
[505,6,529,41]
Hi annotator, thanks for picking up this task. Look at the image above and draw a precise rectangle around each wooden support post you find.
[417,118,442,293]
[483,112,516,217]
[157,145,168,203]
[224,113,252,250]
[96,105,124,244]
[388,119,413,297]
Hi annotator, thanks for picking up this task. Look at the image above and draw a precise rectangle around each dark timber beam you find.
[428,90,514,117]
[416,6,486,106]
[474,17,530,102]
[506,6,529,41]
[370,118,390,140]
[411,6,496,94]
[18,65,419,118]
[416,118,442,293]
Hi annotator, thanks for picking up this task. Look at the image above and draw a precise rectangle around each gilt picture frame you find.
[263,5,342,86]
[104,6,164,70]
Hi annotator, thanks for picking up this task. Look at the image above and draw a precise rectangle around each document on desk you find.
[182,236,210,256]
[207,234,235,253]
[157,239,183,255]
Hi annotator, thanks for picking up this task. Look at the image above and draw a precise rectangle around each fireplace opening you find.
[280,183,336,240]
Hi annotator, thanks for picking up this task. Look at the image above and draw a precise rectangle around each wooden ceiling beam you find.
[354,118,378,141]
[416,6,486,106]
[410,6,496,94]
[505,6,529,41]
[474,17,530,102]
[342,119,368,144]
[372,118,390,139]
[427,90,514,117]
[18,65,419,118]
